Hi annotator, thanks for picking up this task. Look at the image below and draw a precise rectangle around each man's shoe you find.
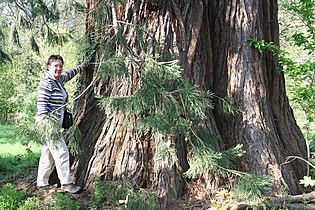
[60,184,81,194]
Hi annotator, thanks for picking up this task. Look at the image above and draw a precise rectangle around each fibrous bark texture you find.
[72,0,307,207]
[209,0,306,194]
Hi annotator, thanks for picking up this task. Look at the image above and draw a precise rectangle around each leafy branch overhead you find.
[88,0,246,180]
[98,57,214,136]
[0,0,85,55]
[282,0,315,52]
[97,54,244,178]
[248,39,315,123]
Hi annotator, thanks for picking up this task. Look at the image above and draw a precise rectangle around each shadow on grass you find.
[0,149,40,180]
[0,122,40,180]
[0,124,18,145]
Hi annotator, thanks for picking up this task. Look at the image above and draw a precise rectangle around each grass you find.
[0,123,84,210]
[0,124,40,156]
[0,183,82,210]
[0,122,160,210]
[91,178,159,210]
[0,123,40,179]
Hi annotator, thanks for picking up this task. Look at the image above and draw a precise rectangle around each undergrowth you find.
[0,184,24,210]
[91,178,159,210]
[209,174,273,209]
[0,149,40,179]
[0,183,81,210]
[233,174,273,201]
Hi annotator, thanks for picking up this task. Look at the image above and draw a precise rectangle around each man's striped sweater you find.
[36,66,82,124]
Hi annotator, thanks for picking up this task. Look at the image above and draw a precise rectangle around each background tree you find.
[0,0,86,123]
[72,0,307,207]
[248,0,315,182]
[208,0,306,193]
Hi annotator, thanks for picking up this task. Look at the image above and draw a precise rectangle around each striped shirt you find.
[36,66,81,124]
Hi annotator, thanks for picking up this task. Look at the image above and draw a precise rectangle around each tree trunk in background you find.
[209,0,306,194]
[72,0,307,207]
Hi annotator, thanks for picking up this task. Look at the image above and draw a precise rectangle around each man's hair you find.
[46,54,64,66]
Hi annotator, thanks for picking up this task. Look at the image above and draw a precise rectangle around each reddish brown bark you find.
[209,0,306,194]
[72,0,307,207]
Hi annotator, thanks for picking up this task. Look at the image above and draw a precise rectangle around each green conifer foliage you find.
[97,54,245,178]
[98,57,213,136]
[87,0,246,181]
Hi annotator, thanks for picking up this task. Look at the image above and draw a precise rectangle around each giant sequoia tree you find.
[72,0,307,206]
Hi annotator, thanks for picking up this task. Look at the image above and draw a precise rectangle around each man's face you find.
[47,59,63,79]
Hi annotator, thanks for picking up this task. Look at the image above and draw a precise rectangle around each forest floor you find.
[3,123,313,209]
[0,123,211,209]
[10,169,315,210]
[4,169,211,210]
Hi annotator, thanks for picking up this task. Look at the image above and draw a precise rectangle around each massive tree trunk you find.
[72,0,307,207]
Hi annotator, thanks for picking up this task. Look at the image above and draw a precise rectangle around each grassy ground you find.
[0,123,89,209]
[0,120,311,209]
[0,123,40,179]
[0,123,40,156]
[0,123,163,210]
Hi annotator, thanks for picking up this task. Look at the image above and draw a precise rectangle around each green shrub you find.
[17,192,80,210]
[18,196,45,210]
[0,155,16,178]
[0,149,40,179]
[128,188,159,210]
[17,149,40,169]
[92,179,127,204]
[52,193,80,210]
[0,183,24,210]
[233,174,273,201]
[91,178,159,210]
